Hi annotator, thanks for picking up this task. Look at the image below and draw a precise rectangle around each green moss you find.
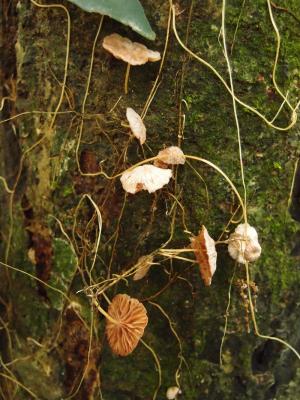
[47,238,77,310]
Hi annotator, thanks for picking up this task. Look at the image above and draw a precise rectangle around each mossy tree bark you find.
[1,0,300,399]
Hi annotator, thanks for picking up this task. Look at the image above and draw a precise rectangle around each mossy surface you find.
[1,0,300,399]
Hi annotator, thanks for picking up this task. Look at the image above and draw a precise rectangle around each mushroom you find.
[166,386,182,400]
[103,33,161,94]
[105,294,148,356]
[154,146,186,168]
[120,164,172,194]
[228,223,261,264]
[133,254,155,281]
[126,107,146,144]
[190,225,217,286]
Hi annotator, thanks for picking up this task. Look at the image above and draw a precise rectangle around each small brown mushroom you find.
[105,294,148,356]
[190,226,217,286]
[103,33,161,94]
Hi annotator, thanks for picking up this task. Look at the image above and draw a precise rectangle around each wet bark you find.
[1,0,300,399]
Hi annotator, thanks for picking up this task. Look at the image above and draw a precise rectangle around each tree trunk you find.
[1,0,300,399]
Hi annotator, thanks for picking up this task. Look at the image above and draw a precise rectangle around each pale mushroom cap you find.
[120,164,172,194]
[133,255,155,281]
[106,294,148,356]
[155,146,186,166]
[126,107,146,144]
[166,386,182,399]
[234,223,258,241]
[191,226,217,286]
[228,223,261,264]
[103,33,161,66]
[147,50,161,62]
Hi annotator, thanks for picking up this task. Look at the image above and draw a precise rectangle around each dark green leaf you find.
[67,0,156,40]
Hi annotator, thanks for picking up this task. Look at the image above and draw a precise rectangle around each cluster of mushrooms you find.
[100,33,262,400]
[102,110,261,396]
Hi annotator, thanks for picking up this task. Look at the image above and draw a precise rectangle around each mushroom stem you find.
[92,298,118,324]
[124,63,131,94]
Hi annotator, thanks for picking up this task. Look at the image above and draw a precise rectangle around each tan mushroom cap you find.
[154,146,186,168]
[126,107,146,144]
[166,386,182,400]
[190,226,217,286]
[133,254,155,281]
[106,294,148,356]
[103,33,161,66]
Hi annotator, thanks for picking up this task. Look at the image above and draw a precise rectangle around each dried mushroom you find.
[126,107,146,144]
[166,386,182,399]
[191,225,217,286]
[120,164,172,194]
[154,146,186,168]
[228,223,261,264]
[103,33,161,93]
[133,254,155,281]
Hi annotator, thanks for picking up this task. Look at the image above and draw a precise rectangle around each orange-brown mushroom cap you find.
[103,33,161,66]
[106,294,148,356]
[190,226,217,286]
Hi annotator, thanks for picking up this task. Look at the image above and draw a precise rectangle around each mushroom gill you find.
[106,294,148,356]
